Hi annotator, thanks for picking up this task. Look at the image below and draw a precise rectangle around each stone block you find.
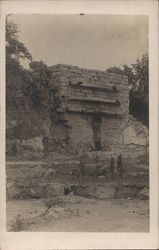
[6,182,21,199]
[74,184,116,199]
[46,183,65,198]
[115,185,141,198]
[137,187,149,200]
[43,168,56,182]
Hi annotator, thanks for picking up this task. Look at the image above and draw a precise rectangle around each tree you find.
[131,53,149,92]
[29,61,51,86]
[6,18,32,62]
[6,19,52,114]
[29,61,52,113]
[106,53,149,127]
[129,54,149,126]
[6,19,45,139]
[6,18,33,110]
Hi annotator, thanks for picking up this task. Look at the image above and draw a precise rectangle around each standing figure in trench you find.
[42,123,50,156]
[42,135,48,155]
[117,154,123,176]
[110,155,114,177]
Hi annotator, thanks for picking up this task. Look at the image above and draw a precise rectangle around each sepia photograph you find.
[5,13,150,232]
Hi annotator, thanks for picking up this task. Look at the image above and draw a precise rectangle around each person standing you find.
[117,154,123,176]
[42,123,50,156]
[110,155,114,177]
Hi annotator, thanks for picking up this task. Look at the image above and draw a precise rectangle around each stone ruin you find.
[48,64,129,154]
[6,65,150,201]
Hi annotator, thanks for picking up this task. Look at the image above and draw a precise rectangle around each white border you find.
[0,1,158,249]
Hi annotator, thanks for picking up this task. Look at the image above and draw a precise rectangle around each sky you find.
[9,14,148,71]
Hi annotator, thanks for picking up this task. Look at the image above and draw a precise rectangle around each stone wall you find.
[101,116,124,151]
[124,118,148,147]
[49,64,129,152]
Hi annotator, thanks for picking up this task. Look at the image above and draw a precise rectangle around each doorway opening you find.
[92,115,102,151]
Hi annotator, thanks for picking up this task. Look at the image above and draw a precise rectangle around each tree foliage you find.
[6,19,51,113]
[106,53,149,127]
[29,60,52,112]
[6,19,32,62]
[6,19,52,139]
[6,18,33,110]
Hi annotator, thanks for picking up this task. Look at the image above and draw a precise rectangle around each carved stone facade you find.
[49,64,129,153]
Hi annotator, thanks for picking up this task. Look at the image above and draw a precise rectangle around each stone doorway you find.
[92,115,102,151]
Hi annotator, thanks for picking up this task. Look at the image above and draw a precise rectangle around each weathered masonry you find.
[49,64,129,153]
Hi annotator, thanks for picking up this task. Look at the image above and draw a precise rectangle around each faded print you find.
[6,14,149,232]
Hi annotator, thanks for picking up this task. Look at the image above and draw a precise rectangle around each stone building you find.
[49,64,129,153]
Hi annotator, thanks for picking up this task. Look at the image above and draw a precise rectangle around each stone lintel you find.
[68,96,120,105]
[65,108,122,118]
[69,82,119,92]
